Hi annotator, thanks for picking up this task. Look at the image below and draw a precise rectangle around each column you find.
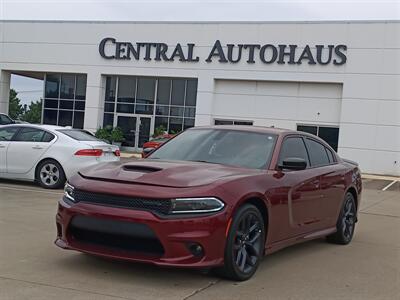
[194,75,214,126]
[0,70,11,114]
[83,72,105,132]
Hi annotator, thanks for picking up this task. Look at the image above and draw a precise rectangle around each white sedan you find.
[0,124,120,188]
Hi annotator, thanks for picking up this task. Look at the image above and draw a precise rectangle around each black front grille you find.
[69,215,164,255]
[72,189,172,215]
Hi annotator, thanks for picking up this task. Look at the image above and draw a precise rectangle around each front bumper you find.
[55,198,228,268]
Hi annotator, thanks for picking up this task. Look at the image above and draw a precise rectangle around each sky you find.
[2,0,399,104]
[1,0,399,22]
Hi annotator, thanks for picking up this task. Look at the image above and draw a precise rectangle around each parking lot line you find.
[382,180,398,191]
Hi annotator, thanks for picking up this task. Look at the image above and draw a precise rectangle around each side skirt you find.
[265,227,337,255]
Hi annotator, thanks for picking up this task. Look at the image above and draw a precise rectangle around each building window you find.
[42,73,87,129]
[297,124,339,151]
[214,119,254,126]
[104,76,197,134]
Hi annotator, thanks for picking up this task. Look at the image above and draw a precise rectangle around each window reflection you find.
[45,74,60,98]
[104,76,197,133]
[60,74,75,99]
[43,73,87,129]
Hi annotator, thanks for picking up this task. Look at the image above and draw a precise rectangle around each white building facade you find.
[0,20,399,175]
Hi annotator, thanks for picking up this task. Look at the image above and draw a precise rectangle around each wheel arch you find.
[346,186,359,210]
[234,195,270,244]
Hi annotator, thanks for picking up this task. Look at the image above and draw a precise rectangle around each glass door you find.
[116,115,137,149]
[115,114,153,151]
[137,116,152,149]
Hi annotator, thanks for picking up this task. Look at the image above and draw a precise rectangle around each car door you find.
[0,126,19,173]
[304,138,345,227]
[6,127,53,174]
[276,136,324,238]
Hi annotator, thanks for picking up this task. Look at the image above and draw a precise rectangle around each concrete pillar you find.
[195,75,214,126]
[0,70,11,114]
[83,72,105,132]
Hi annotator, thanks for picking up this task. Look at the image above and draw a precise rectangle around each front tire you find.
[217,204,265,281]
[327,192,357,244]
[35,159,66,189]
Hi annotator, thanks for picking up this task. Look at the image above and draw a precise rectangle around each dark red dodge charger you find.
[56,126,362,280]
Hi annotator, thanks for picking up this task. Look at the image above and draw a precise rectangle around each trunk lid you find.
[79,141,120,162]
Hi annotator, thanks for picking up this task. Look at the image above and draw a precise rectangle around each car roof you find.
[0,123,67,132]
[188,125,336,151]
[189,125,296,135]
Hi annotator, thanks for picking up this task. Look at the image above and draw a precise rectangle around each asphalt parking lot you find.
[0,178,399,300]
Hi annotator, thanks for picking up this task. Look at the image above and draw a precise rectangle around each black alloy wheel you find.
[218,204,265,281]
[327,192,357,244]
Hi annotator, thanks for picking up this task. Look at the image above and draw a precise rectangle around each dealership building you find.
[0,20,399,175]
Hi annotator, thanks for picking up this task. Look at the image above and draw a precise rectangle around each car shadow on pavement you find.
[0,178,64,190]
[53,238,329,284]
[55,252,215,282]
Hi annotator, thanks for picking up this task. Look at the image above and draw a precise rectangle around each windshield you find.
[57,129,100,141]
[0,114,13,125]
[149,129,277,169]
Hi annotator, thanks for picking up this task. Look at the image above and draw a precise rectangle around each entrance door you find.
[137,117,151,149]
[115,115,152,151]
[116,115,137,149]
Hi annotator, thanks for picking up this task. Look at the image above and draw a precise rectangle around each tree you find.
[8,89,23,119]
[21,99,42,124]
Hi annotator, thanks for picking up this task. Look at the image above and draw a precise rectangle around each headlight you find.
[64,182,75,202]
[170,197,224,214]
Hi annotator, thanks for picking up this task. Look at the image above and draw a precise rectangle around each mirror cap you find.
[279,157,307,170]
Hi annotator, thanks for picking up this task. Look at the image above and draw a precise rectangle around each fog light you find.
[187,243,204,257]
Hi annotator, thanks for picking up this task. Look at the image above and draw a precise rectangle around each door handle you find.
[32,145,44,150]
[0,144,6,148]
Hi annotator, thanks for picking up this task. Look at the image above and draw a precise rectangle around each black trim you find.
[72,189,173,215]
[277,135,311,169]
[69,215,164,255]
[277,134,339,170]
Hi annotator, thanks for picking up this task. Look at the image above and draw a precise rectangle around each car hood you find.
[78,159,261,188]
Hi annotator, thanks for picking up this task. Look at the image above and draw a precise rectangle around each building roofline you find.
[0,19,399,25]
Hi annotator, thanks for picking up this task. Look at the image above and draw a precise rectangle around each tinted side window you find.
[305,138,330,167]
[325,147,335,163]
[279,137,309,167]
[0,127,19,141]
[42,132,56,142]
[14,127,45,142]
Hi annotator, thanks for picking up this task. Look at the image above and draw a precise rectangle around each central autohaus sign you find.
[99,38,347,65]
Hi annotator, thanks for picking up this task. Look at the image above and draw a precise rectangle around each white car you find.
[0,124,120,188]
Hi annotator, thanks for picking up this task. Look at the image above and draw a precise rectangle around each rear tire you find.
[327,192,356,245]
[35,159,66,189]
[216,204,265,281]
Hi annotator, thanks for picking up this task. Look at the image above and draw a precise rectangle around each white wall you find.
[212,80,342,129]
[0,20,399,175]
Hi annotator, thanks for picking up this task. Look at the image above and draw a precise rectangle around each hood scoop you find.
[122,165,163,173]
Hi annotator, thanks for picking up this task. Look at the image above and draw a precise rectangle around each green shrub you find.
[110,127,124,143]
[95,126,113,143]
[152,125,166,138]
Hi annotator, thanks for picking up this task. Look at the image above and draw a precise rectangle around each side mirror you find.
[142,147,155,158]
[278,157,307,171]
